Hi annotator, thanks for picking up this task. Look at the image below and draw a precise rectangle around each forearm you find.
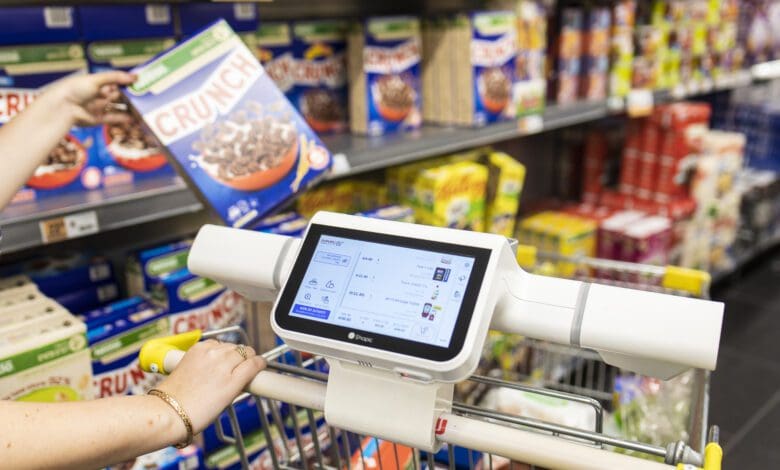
[0,89,76,209]
[0,395,187,469]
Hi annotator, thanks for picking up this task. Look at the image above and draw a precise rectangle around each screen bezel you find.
[274,224,492,362]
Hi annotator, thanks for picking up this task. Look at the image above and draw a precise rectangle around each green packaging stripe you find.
[294,21,348,40]
[0,43,84,66]
[178,277,222,301]
[146,251,189,277]
[87,38,175,62]
[474,12,515,32]
[368,18,420,38]
[0,334,87,378]
[91,318,169,361]
[130,20,235,94]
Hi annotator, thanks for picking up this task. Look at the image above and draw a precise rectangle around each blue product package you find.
[54,281,120,314]
[468,11,518,125]
[0,7,80,46]
[434,445,482,470]
[79,4,177,186]
[354,16,422,136]
[89,301,169,398]
[253,211,300,231]
[112,445,203,470]
[356,205,415,223]
[4,253,114,298]
[260,215,308,237]
[254,22,294,95]
[78,296,151,330]
[123,21,333,228]
[179,3,257,37]
[126,239,192,296]
[291,20,349,134]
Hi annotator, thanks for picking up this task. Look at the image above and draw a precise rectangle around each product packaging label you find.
[126,240,192,296]
[470,11,517,124]
[254,22,293,93]
[363,16,423,136]
[179,3,258,37]
[80,296,152,329]
[0,7,80,46]
[291,20,349,134]
[54,282,119,314]
[123,21,332,228]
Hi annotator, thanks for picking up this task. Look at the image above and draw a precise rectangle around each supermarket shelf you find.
[711,233,780,284]
[0,176,202,254]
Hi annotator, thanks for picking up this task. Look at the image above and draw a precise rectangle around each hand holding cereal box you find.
[122,20,332,228]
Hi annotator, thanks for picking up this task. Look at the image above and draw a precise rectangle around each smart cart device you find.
[184,211,724,450]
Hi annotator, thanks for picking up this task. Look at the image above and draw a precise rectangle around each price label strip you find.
[39,210,99,244]
[517,115,544,135]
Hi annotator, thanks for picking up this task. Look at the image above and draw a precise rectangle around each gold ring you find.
[235,344,248,360]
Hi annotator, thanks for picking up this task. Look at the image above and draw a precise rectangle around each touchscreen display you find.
[288,234,477,347]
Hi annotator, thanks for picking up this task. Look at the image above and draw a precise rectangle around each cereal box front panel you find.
[364,17,423,136]
[291,20,349,134]
[470,11,518,124]
[124,21,332,228]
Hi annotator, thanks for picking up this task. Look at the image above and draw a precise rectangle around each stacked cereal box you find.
[123,20,332,229]
[609,1,637,99]
[253,22,294,94]
[0,6,101,205]
[349,16,423,136]
[581,6,611,100]
[78,5,177,187]
[0,277,92,402]
[513,0,547,117]
[549,6,584,105]
[291,20,349,134]
[178,2,258,41]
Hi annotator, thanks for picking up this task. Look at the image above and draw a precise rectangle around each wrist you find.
[39,81,79,127]
[143,394,189,447]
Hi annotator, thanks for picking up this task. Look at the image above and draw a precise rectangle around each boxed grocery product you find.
[597,210,646,260]
[581,7,611,100]
[253,22,294,93]
[149,268,246,335]
[482,386,596,431]
[609,1,637,98]
[484,151,526,237]
[517,212,596,276]
[112,445,203,470]
[356,205,415,223]
[88,298,168,397]
[636,120,661,201]
[0,253,114,298]
[0,299,68,335]
[79,4,177,186]
[351,178,389,212]
[0,274,33,291]
[79,295,151,328]
[54,281,120,314]
[253,211,301,232]
[513,0,547,117]
[0,312,92,401]
[126,239,192,296]
[178,3,258,40]
[581,131,608,204]
[620,215,672,264]
[290,20,349,134]
[448,11,518,126]
[619,120,643,196]
[124,20,332,228]
[0,284,46,309]
[348,16,422,135]
[0,7,103,205]
[550,7,584,105]
[258,214,308,237]
[295,180,355,218]
[414,161,488,230]
[348,437,415,470]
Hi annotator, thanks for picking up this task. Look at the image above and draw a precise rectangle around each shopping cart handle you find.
[662,266,711,298]
[139,330,202,374]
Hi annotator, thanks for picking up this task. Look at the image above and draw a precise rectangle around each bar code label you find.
[39,211,99,244]
[233,3,256,20]
[145,5,171,25]
[44,7,73,28]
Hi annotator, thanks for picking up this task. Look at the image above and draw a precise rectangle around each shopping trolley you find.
[139,246,722,470]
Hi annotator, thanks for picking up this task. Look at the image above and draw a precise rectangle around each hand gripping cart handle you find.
[140,213,725,470]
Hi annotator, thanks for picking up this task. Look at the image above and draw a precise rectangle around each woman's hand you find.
[46,71,137,127]
[153,340,267,434]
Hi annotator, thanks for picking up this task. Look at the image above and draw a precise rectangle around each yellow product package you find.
[352,180,388,212]
[0,313,92,401]
[414,161,488,230]
[484,151,526,237]
[296,180,356,218]
[548,214,597,276]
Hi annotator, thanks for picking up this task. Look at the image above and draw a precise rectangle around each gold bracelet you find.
[148,388,193,449]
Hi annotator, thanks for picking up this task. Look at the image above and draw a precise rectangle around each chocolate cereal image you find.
[26,134,87,190]
[191,105,298,192]
[300,89,344,133]
[103,118,167,173]
[373,74,415,122]
[478,67,511,114]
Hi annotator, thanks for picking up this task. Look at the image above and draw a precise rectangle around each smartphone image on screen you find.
[422,303,432,318]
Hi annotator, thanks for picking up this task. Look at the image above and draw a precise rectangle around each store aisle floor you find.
[711,247,780,469]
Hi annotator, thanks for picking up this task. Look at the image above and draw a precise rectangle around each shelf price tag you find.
[627,89,654,117]
[517,115,543,134]
[39,211,99,244]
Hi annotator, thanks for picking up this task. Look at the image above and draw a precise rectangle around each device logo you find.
[435,418,448,435]
[348,332,373,343]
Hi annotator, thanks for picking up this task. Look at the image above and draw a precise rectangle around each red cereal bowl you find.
[216,139,299,192]
[26,135,87,190]
[103,125,167,173]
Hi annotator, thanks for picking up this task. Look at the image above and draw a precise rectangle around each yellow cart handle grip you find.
[139,330,202,374]
[662,266,711,297]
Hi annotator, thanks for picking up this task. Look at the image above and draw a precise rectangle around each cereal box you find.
[581,7,611,100]
[609,1,636,98]
[54,281,119,314]
[79,5,177,186]
[349,16,422,136]
[513,0,547,117]
[0,7,104,205]
[0,298,66,330]
[178,3,258,40]
[79,295,151,326]
[414,161,488,231]
[123,21,332,228]
[126,239,192,296]
[291,20,349,134]
[484,151,526,237]
[550,7,584,105]
[0,252,114,298]
[88,299,169,397]
[0,313,92,402]
[254,22,294,94]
